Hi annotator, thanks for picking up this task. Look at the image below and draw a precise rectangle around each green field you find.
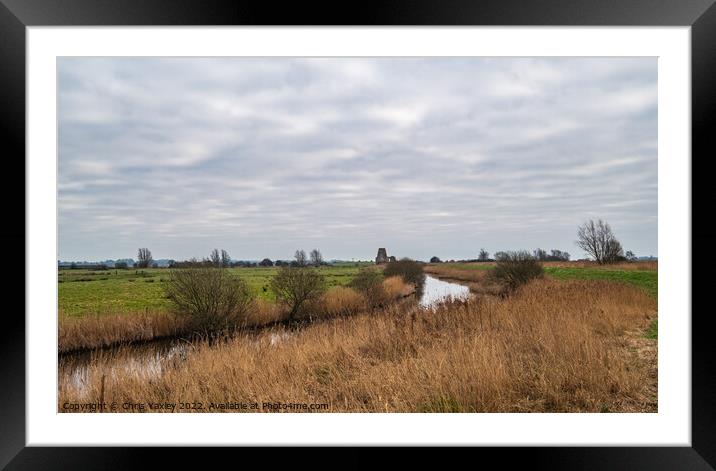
[59,262,658,323]
[437,263,657,298]
[58,264,372,317]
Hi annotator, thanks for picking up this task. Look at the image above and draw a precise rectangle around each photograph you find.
[56,56,659,414]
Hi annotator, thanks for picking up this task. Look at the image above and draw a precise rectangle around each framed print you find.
[4,0,715,467]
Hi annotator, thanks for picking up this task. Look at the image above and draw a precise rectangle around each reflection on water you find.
[59,341,190,399]
[59,332,293,398]
[419,275,471,308]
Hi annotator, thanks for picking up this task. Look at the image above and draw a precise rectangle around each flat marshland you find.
[58,264,377,353]
[58,262,658,413]
[59,264,372,316]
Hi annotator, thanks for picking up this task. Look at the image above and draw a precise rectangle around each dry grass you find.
[307,286,368,319]
[58,311,191,354]
[423,264,491,282]
[432,260,657,271]
[59,279,657,412]
[291,277,413,320]
[382,276,416,298]
[244,299,286,327]
[541,260,658,271]
[423,265,502,296]
[59,278,414,353]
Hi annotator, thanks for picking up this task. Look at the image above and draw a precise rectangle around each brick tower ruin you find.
[375,248,389,264]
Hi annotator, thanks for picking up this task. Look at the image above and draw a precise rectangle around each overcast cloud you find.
[58,57,657,261]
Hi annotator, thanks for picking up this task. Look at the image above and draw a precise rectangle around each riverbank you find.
[59,278,658,412]
[59,276,414,354]
[424,261,659,410]
[422,264,503,297]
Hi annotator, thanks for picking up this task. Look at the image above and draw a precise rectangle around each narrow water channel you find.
[59,275,472,398]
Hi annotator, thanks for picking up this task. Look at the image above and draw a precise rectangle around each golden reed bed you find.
[59,279,657,413]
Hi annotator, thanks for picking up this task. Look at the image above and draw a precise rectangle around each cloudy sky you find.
[58,57,657,262]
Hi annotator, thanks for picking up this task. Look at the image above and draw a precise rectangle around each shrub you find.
[383,258,426,294]
[269,267,327,320]
[349,268,387,307]
[488,251,544,293]
[165,267,253,335]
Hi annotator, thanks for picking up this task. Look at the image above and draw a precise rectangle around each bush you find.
[488,251,544,293]
[269,267,327,320]
[349,268,387,307]
[383,258,426,294]
[165,267,253,335]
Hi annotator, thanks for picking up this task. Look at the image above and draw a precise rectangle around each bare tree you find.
[576,219,625,264]
[309,248,323,266]
[294,249,308,267]
[220,249,231,268]
[165,267,253,335]
[533,248,547,261]
[210,249,221,267]
[605,238,625,263]
[137,248,153,268]
[269,267,326,320]
[478,248,490,261]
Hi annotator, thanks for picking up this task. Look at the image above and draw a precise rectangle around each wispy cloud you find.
[58,57,657,261]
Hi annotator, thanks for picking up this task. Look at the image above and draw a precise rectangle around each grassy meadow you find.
[59,264,373,317]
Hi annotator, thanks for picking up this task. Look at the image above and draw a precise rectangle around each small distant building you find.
[375,248,389,264]
[388,256,396,262]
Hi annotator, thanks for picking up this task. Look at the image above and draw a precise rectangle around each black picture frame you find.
[3,0,714,468]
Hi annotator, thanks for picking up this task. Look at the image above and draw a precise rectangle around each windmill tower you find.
[375,248,389,264]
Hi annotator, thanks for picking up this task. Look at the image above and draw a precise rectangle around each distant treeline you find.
[164,248,329,269]
[168,258,323,268]
[429,248,571,264]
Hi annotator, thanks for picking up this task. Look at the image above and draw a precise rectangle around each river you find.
[59,275,471,398]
